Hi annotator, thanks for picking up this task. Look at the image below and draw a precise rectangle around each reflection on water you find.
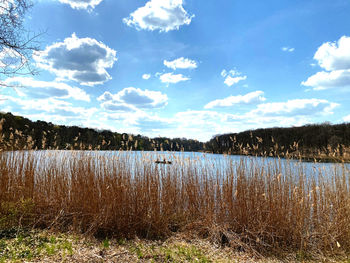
[6,150,349,180]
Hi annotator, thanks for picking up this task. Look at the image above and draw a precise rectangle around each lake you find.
[13,150,349,181]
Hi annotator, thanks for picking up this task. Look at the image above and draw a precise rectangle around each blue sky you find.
[1,0,350,141]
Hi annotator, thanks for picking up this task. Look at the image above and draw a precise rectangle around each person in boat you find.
[155,159,172,164]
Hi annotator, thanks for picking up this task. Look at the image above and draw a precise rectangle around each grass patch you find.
[0,229,349,262]
[129,243,211,262]
[0,229,74,262]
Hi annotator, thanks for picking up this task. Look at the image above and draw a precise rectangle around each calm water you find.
[3,150,349,180]
[20,150,350,179]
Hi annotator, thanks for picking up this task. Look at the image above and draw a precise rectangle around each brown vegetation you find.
[0,150,349,259]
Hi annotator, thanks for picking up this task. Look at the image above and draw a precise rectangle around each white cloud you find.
[101,110,176,138]
[214,98,338,135]
[314,36,350,71]
[98,87,168,111]
[159,72,189,84]
[102,110,225,142]
[221,69,228,77]
[123,0,194,32]
[100,102,137,112]
[302,70,350,90]
[97,91,113,102]
[3,97,98,123]
[302,36,350,91]
[132,114,174,132]
[344,115,350,122]
[172,110,226,140]
[142,74,151,80]
[33,33,117,86]
[58,0,103,10]
[204,91,266,109]
[170,102,337,141]
[164,57,197,70]
[2,94,340,142]
[224,75,247,87]
[175,110,224,125]
[1,94,107,132]
[4,77,90,101]
[249,99,338,117]
[221,69,247,87]
[115,88,168,109]
[281,47,295,52]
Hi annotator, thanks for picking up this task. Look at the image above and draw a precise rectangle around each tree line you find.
[2,111,350,161]
[207,123,350,161]
[0,112,204,152]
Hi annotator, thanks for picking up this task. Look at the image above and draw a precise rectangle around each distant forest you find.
[0,112,204,152]
[206,123,350,161]
[1,112,350,161]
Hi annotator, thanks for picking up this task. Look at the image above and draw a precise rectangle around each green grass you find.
[0,229,229,262]
[0,229,73,262]
[0,228,349,262]
[102,238,110,249]
[128,242,212,262]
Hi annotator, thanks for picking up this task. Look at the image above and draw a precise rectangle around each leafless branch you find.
[0,0,41,86]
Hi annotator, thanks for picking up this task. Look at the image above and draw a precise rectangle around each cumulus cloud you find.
[204,91,266,109]
[102,110,223,141]
[100,102,137,112]
[281,47,295,52]
[102,110,176,138]
[133,114,174,132]
[97,91,113,102]
[250,99,338,117]
[33,33,117,86]
[58,0,103,10]
[4,77,90,101]
[100,96,339,141]
[3,97,98,124]
[114,88,167,108]
[98,87,168,111]
[302,70,350,90]
[164,57,197,70]
[159,72,189,84]
[221,69,247,87]
[142,74,151,80]
[123,0,194,32]
[224,76,247,87]
[303,36,350,91]
[173,110,225,139]
[314,36,350,71]
[218,98,338,139]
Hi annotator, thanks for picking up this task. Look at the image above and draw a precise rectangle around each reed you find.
[0,150,349,256]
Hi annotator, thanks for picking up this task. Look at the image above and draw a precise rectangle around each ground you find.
[0,229,349,262]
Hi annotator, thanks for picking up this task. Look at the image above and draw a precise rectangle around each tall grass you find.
[0,150,349,256]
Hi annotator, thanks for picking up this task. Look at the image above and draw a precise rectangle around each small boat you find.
[155,159,172,165]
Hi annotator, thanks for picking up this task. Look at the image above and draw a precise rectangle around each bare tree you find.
[0,0,39,85]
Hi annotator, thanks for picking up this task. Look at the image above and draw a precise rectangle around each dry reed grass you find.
[0,150,349,258]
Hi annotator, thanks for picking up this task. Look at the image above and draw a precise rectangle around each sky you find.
[1,0,350,141]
